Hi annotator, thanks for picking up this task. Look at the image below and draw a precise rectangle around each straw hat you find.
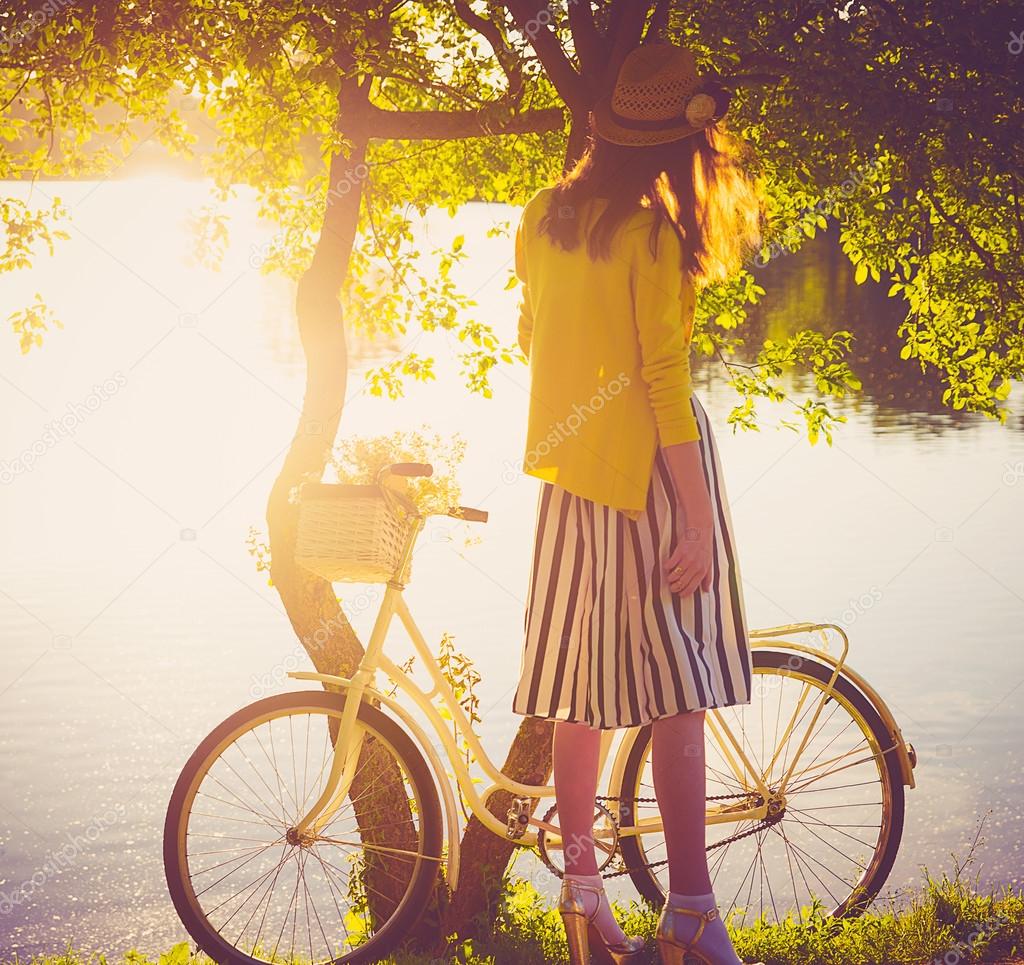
[590,42,731,146]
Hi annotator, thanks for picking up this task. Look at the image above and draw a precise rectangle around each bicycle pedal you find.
[505,796,533,839]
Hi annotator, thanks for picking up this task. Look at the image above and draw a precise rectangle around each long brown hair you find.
[538,126,762,288]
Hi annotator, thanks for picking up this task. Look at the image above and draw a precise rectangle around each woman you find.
[511,42,763,965]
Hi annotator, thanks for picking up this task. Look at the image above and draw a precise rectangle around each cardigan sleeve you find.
[630,220,702,446]
[514,213,534,359]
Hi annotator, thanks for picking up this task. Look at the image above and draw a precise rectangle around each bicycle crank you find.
[536,801,621,877]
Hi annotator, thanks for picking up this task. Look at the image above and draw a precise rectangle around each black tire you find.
[617,650,906,920]
[164,692,443,964]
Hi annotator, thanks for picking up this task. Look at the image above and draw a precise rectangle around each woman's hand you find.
[664,501,714,596]
[659,440,715,596]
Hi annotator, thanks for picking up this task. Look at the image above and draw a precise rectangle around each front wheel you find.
[617,650,905,925]
[164,692,443,964]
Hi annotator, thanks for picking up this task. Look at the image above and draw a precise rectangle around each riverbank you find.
[4,874,1022,965]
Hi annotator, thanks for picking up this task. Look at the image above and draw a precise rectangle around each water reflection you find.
[739,226,1019,433]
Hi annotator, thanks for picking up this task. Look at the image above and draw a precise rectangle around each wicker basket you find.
[296,482,418,584]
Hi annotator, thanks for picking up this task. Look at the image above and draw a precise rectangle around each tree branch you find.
[503,0,588,111]
[726,71,784,86]
[363,104,564,139]
[453,0,524,100]
[924,188,1019,301]
[644,0,671,42]
[735,51,792,72]
[567,1,607,76]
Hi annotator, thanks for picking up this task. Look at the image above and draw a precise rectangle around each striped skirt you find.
[512,393,752,730]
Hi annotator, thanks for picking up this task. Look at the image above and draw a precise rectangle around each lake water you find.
[1,179,1022,957]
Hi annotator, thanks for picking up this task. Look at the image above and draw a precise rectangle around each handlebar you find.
[375,463,487,523]
[449,506,488,524]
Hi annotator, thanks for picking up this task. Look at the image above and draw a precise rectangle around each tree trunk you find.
[265,78,441,942]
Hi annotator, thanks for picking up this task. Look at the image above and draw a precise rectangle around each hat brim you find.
[590,98,709,146]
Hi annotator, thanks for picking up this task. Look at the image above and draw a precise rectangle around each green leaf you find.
[158,943,192,965]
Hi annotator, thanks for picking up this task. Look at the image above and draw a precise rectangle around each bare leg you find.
[552,719,629,945]
[553,719,602,874]
[653,710,743,965]
[651,710,711,893]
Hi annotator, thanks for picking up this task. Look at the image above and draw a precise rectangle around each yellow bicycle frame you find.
[289,512,915,889]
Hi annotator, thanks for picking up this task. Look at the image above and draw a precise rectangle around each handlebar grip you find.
[388,462,434,478]
[452,506,489,523]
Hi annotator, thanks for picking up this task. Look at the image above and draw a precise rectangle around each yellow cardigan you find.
[515,186,701,517]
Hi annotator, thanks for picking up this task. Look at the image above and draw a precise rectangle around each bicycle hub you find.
[286,826,318,848]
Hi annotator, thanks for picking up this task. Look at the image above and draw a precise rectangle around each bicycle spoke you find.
[315,851,423,911]
[230,740,292,826]
[316,846,418,891]
[787,804,879,849]
[788,732,875,782]
[193,840,287,901]
[775,681,815,778]
[207,763,287,833]
[198,781,283,831]
[295,725,334,818]
[288,716,305,827]
[783,811,869,872]
[788,778,880,795]
[763,835,781,925]
[772,822,827,909]
[190,809,280,829]
[305,850,337,964]
[188,832,279,844]
[271,837,306,960]
[728,839,762,921]
[789,711,854,779]
[191,843,278,876]
[302,715,312,824]
[778,822,803,920]
[787,748,885,792]
[308,846,352,937]
[627,661,896,926]
[771,827,847,902]
[318,835,442,862]
[211,847,294,927]
[310,846,354,909]
[175,703,433,963]
[794,799,882,810]
[255,719,300,820]
[232,851,293,953]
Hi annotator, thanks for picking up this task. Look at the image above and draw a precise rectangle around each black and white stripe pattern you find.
[512,393,752,730]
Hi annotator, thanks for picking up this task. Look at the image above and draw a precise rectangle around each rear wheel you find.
[617,650,905,924]
[164,692,443,964]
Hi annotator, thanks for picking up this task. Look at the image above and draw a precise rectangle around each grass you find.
[5,873,1022,965]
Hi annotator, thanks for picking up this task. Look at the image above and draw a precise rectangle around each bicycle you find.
[164,462,917,964]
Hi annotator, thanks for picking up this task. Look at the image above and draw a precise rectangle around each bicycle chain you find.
[592,792,774,881]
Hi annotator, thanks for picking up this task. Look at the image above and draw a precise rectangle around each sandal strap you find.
[663,904,718,920]
[562,878,607,897]
[660,904,719,948]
